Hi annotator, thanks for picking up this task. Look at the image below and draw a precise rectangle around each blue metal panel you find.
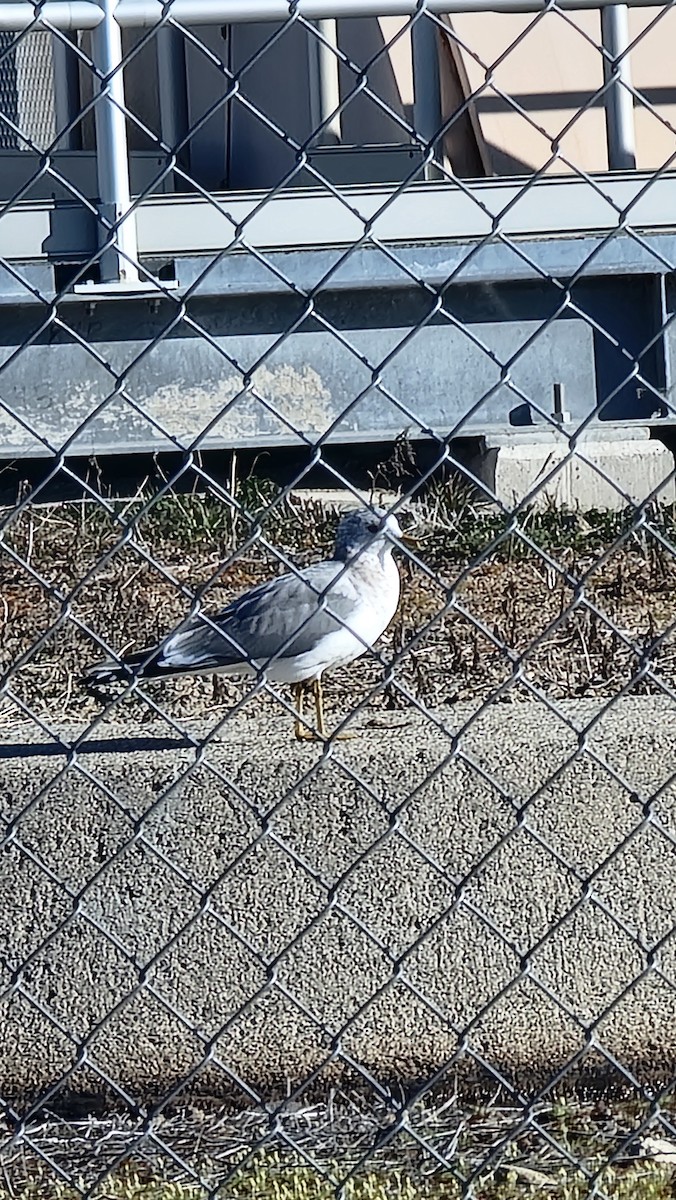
[175,233,676,298]
[0,290,595,457]
[0,231,673,460]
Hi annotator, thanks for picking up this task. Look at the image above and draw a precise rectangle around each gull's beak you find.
[398,531,419,550]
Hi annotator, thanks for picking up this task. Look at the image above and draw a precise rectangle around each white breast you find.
[269,553,401,684]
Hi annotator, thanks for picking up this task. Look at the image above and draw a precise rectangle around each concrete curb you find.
[1,696,675,1105]
[465,428,676,512]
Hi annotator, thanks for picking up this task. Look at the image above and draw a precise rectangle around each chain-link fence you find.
[2,2,676,1198]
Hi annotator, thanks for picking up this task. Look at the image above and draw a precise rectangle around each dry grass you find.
[1,479,676,728]
[3,1094,676,1199]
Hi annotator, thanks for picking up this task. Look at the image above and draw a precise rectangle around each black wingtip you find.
[81,649,168,695]
[81,661,130,697]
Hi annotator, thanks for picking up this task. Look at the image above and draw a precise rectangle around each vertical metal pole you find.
[308,19,341,145]
[156,23,189,167]
[601,4,636,171]
[317,18,341,143]
[90,0,140,284]
[411,13,443,180]
[659,273,672,406]
[52,31,82,149]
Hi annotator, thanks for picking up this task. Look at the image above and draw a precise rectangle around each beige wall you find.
[629,7,676,171]
[379,16,414,110]
[380,9,676,177]
[451,11,608,174]
[3,700,676,1103]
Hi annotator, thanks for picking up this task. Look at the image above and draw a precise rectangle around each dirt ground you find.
[0,487,675,732]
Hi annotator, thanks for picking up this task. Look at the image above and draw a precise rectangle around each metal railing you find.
[0,0,652,285]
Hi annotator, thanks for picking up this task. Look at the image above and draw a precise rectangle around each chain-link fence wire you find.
[2,4,676,1198]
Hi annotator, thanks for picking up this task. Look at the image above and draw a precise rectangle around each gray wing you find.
[159,562,359,670]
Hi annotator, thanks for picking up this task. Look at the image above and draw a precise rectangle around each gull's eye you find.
[366,520,380,533]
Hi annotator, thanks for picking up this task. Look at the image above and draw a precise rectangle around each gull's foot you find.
[294,723,356,743]
[365,718,413,730]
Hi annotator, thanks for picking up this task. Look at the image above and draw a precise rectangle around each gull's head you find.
[333,505,404,563]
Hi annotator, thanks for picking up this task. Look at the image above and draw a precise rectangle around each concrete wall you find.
[1,696,674,1108]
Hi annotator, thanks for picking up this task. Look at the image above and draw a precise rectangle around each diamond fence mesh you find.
[2,2,676,1198]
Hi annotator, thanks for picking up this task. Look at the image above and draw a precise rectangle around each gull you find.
[84,506,414,740]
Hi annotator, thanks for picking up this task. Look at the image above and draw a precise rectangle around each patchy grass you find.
[0,476,675,727]
[2,1159,674,1199]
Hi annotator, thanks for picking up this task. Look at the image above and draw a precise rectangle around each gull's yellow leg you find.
[313,677,327,739]
[293,681,321,741]
[294,677,355,742]
[292,681,308,740]
[314,676,356,740]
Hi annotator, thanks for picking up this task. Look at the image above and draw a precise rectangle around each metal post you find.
[411,13,443,179]
[308,18,341,144]
[52,31,82,150]
[317,19,341,143]
[600,4,636,170]
[156,22,189,166]
[90,0,140,285]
